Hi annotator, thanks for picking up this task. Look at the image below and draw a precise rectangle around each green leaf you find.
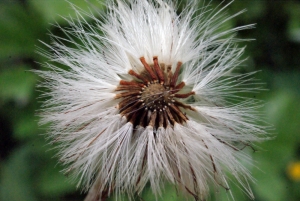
[251,87,300,201]
[14,113,39,140]
[0,146,39,201]
[28,0,104,24]
[0,1,45,60]
[0,65,37,105]
[37,161,76,197]
[286,3,300,43]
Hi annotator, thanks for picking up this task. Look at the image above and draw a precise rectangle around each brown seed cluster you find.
[115,56,195,129]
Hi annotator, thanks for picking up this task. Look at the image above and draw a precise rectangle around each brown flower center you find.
[141,83,170,110]
[115,56,195,129]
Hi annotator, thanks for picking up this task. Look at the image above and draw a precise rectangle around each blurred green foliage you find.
[0,0,300,201]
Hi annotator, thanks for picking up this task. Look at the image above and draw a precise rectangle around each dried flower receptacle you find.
[116,57,195,129]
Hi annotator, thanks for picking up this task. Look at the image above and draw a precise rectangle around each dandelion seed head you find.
[35,0,268,200]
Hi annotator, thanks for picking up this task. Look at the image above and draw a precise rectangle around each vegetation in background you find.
[0,0,299,200]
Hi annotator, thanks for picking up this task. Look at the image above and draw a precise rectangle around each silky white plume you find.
[36,0,267,200]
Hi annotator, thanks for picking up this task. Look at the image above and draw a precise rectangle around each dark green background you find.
[0,0,300,200]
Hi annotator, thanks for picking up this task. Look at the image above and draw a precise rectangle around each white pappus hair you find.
[36,0,267,200]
